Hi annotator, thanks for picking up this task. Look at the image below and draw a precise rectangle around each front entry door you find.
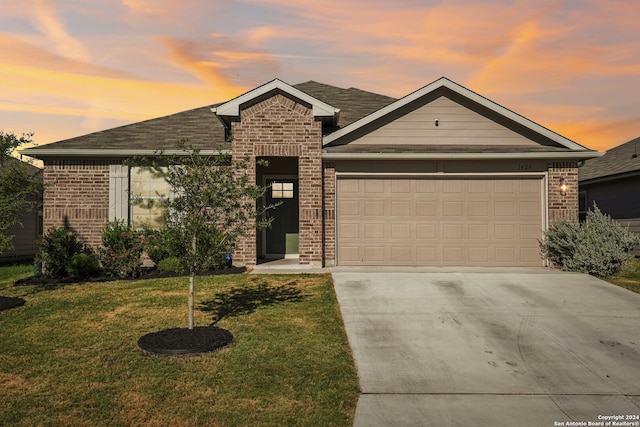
[266,179,299,257]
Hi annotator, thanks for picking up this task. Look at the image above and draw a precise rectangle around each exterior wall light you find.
[559,177,568,196]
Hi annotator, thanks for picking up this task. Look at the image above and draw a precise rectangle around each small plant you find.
[97,220,143,279]
[67,251,100,278]
[541,204,640,278]
[37,227,85,277]
[156,257,187,274]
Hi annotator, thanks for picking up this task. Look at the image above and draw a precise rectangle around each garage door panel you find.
[339,222,360,238]
[364,201,384,216]
[365,180,384,193]
[469,247,489,263]
[416,223,437,239]
[469,224,489,239]
[337,177,543,266]
[364,246,385,262]
[416,201,437,216]
[364,223,385,239]
[443,247,465,264]
[391,201,411,216]
[443,201,463,216]
[391,223,412,239]
[339,200,360,216]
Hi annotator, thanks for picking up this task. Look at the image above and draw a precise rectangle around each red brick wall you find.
[323,162,336,266]
[231,93,323,266]
[43,161,110,246]
[548,161,579,222]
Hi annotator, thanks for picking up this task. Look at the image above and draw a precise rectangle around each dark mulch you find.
[0,296,26,311]
[138,326,233,355]
[13,266,247,287]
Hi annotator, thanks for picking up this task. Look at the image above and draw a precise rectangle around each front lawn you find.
[0,270,359,426]
[607,259,640,294]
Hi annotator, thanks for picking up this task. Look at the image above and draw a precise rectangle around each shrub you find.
[157,257,187,274]
[97,220,144,279]
[141,225,186,265]
[67,251,100,278]
[37,227,85,277]
[541,204,640,278]
[142,225,226,271]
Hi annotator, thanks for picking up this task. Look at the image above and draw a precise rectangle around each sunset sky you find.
[2,0,639,153]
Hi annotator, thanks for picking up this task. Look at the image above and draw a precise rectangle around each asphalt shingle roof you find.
[34,104,225,151]
[29,81,397,153]
[579,136,640,182]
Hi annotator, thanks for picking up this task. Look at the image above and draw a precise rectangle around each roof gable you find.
[323,77,589,151]
[213,79,340,126]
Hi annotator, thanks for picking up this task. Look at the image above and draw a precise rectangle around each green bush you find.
[541,204,640,278]
[97,220,144,279]
[142,225,227,271]
[67,252,100,278]
[37,227,85,277]
[141,225,187,265]
[156,257,187,274]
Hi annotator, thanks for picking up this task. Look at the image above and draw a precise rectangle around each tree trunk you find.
[188,271,194,329]
[188,234,196,330]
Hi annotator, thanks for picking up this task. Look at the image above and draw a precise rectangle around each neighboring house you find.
[579,136,640,256]
[0,157,42,262]
[23,77,600,267]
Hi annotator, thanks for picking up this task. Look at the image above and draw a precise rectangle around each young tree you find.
[0,131,43,253]
[131,140,276,329]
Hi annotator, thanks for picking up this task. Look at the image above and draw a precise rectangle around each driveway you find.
[332,270,640,426]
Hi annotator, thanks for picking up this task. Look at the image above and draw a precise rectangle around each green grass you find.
[0,262,32,286]
[0,269,359,426]
[607,259,640,294]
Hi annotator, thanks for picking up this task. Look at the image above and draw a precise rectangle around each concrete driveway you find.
[332,270,640,426]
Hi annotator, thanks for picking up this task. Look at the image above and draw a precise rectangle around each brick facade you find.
[231,93,323,266]
[322,162,336,266]
[548,161,579,222]
[43,160,110,246]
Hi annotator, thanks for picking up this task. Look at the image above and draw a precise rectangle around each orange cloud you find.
[0,35,245,143]
[31,0,91,61]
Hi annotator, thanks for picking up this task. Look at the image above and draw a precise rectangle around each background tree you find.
[131,140,276,329]
[0,131,43,254]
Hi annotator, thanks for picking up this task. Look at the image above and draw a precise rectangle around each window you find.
[271,182,294,199]
[129,167,169,228]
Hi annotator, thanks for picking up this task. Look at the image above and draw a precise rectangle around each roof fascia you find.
[322,151,604,161]
[212,78,340,123]
[20,148,230,158]
[323,77,586,151]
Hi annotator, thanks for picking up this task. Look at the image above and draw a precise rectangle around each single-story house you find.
[0,157,42,262]
[579,136,640,256]
[23,77,601,267]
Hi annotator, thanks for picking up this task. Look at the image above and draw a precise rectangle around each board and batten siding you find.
[109,164,129,222]
[350,96,539,146]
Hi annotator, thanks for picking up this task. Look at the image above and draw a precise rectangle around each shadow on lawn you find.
[200,280,305,324]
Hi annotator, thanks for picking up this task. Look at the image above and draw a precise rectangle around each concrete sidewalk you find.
[333,271,640,426]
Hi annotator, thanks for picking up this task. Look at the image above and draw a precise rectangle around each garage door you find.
[336,177,544,266]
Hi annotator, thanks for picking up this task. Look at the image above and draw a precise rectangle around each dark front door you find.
[266,179,299,256]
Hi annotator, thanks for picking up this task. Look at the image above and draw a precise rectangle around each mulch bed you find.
[0,296,26,311]
[138,326,233,355]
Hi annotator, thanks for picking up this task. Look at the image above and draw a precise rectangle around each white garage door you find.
[336,177,544,266]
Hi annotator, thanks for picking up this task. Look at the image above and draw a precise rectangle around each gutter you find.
[20,148,230,158]
[322,151,604,161]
